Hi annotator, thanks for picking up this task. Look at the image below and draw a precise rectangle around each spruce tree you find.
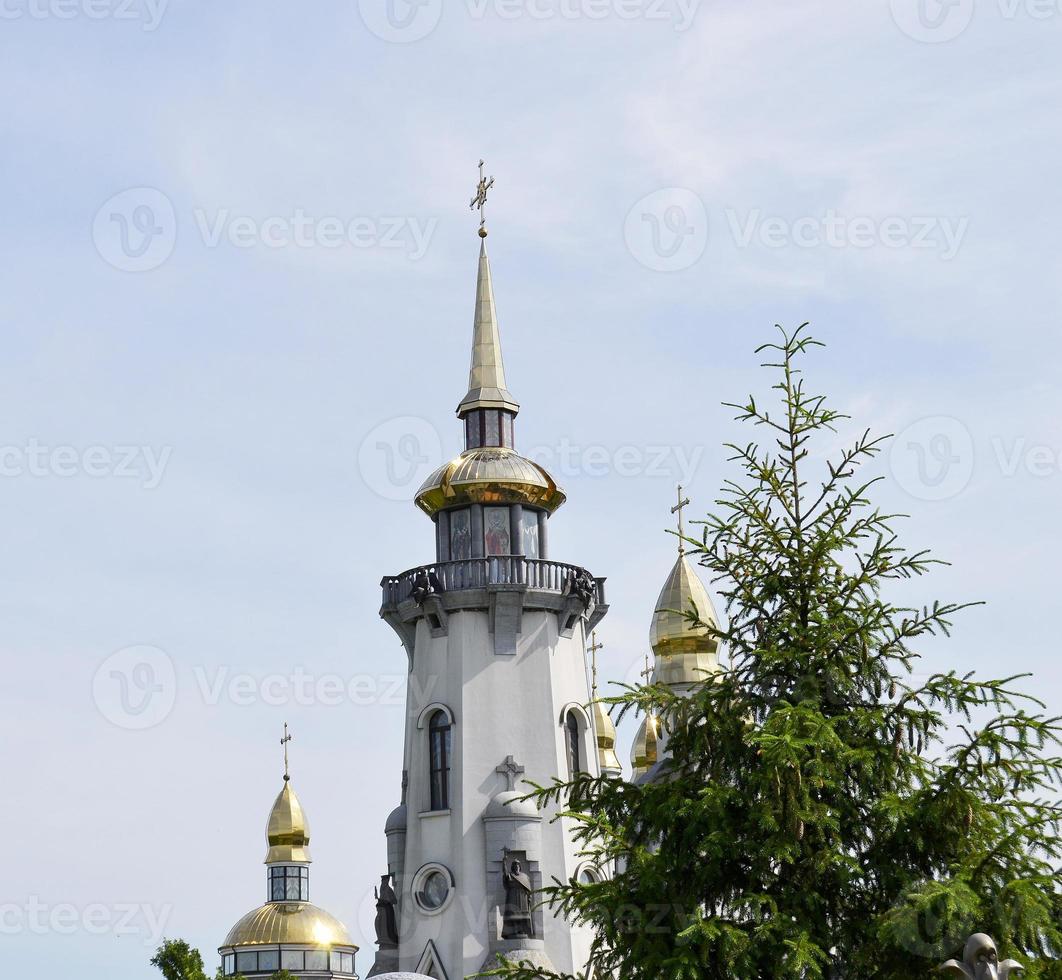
[490,326,1061,980]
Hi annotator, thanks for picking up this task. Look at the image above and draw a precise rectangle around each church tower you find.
[219,728,360,980]
[632,488,722,781]
[371,168,609,979]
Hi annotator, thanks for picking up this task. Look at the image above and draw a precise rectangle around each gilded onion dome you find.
[265,781,311,864]
[415,447,565,516]
[650,554,721,688]
[592,698,622,774]
[630,713,659,779]
[224,903,354,948]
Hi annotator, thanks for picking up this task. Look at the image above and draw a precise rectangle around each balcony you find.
[381,557,607,609]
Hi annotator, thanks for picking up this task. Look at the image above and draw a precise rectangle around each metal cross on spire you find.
[587,631,604,697]
[641,653,654,683]
[672,484,692,556]
[470,159,495,239]
[281,722,293,782]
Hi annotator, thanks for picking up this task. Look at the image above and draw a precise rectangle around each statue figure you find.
[373,873,399,947]
[940,933,1023,980]
[501,849,534,939]
[411,569,443,605]
[411,569,432,604]
[564,569,596,610]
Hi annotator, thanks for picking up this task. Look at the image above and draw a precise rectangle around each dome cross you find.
[281,722,293,782]
[586,631,604,698]
[470,159,496,238]
[671,485,691,556]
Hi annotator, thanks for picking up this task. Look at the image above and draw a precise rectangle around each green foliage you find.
[489,327,1062,979]
[151,940,212,980]
[150,939,246,980]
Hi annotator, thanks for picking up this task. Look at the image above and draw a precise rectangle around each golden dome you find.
[630,713,659,779]
[414,447,566,517]
[649,555,721,687]
[592,699,622,773]
[265,782,311,864]
[222,903,356,949]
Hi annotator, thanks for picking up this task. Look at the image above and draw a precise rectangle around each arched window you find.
[565,710,582,776]
[428,710,452,811]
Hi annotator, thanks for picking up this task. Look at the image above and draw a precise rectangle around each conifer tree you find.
[490,327,1062,980]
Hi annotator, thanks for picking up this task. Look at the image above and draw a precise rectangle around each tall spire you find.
[457,161,520,418]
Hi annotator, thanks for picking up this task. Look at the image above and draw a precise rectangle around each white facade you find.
[378,603,605,977]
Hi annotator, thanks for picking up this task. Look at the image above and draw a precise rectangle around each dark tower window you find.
[268,865,309,902]
[566,710,582,776]
[429,710,452,811]
[463,410,516,450]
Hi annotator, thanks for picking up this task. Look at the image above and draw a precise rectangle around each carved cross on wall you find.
[496,755,525,792]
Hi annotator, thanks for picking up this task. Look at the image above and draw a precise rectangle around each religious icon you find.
[523,515,540,559]
[451,509,472,560]
[484,507,511,556]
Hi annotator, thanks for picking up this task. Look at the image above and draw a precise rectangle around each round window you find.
[417,870,451,911]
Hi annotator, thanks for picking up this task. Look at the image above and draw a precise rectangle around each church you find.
[216,168,722,980]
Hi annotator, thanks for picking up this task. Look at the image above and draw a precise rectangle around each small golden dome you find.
[414,447,566,517]
[265,782,311,864]
[649,555,721,687]
[592,699,622,773]
[630,713,659,779]
[222,903,356,949]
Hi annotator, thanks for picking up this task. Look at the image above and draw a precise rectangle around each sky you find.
[1,1,1060,977]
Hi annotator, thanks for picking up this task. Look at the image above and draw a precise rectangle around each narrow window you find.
[566,710,582,776]
[485,410,500,446]
[522,511,540,559]
[429,710,452,810]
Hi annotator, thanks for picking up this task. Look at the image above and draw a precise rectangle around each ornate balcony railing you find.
[381,557,607,609]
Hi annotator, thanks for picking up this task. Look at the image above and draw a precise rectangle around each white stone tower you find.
[370,173,609,979]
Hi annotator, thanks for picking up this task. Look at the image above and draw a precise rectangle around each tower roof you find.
[265,782,312,864]
[414,446,565,516]
[223,902,355,949]
[630,713,659,778]
[456,240,520,417]
[592,699,622,773]
[650,555,719,655]
[649,554,721,687]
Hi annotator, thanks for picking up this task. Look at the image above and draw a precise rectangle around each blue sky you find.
[1,1,1060,977]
